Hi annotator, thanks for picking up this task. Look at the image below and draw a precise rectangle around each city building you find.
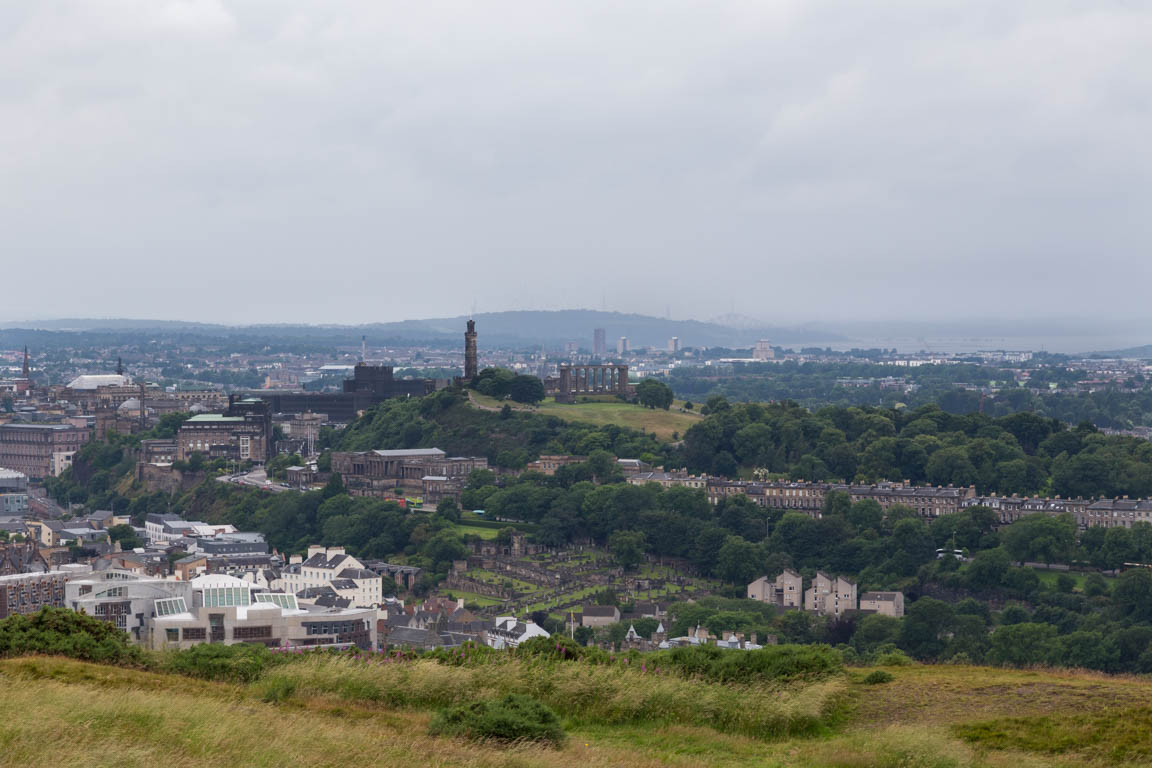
[753,339,775,361]
[859,591,906,618]
[0,468,28,516]
[255,363,441,423]
[0,569,72,619]
[279,546,383,607]
[0,540,50,576]
[176,397,272,463]
[804,572,857,618]
[485,616,549,648]
[593,328,607,357]
[332,448,487,498]
[747,569,803,608]
[617,336,629,355]
[580,604,620,627]
[149,573,377,650]
[0,423,90,480]
[65,570,189,643]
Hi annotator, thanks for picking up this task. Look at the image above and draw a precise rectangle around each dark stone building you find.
[253,364,439,422]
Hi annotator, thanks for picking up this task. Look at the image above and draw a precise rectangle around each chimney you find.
[722,630,733,641]
[307,545,325,559]
[328,546,346,556]
[750,633,758,645]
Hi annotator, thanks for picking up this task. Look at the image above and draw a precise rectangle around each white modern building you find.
[66,570,190,643]
[149,574,377,650]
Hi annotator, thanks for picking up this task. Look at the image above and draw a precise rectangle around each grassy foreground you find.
[5,654,1152,767]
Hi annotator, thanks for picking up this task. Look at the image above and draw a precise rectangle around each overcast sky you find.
[2,1,1149,326]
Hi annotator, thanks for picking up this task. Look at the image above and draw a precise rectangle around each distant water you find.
[801,334,1152,356]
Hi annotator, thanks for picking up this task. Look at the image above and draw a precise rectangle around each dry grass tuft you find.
[256,654,847,739]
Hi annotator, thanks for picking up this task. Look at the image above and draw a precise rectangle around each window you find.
[254,593,297,610]
[202,586,251,607]
[183,627,206,640]
[155,597,188,617]
[233,625,272,640]
[165,628,179,642]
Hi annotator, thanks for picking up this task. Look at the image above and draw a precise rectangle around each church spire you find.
[116,357,124,376]
[22,346,29,379]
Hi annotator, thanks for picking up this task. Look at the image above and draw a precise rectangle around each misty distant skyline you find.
[3,1,1150,325]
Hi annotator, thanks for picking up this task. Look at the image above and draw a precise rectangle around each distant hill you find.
[0,310,845,349]
[1092,344,1152,359]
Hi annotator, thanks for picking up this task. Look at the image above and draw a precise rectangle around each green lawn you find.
[1030,567,1114,591]
[468,392,701,440]
[452,522,500,540]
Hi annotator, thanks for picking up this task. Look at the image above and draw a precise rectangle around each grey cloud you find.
[0,0,1149,325]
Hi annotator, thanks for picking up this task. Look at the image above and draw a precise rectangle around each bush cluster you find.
[0,607,140,665]
[429,694,565,747]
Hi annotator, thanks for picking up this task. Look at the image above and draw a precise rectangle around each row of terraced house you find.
[628,471,1152,530]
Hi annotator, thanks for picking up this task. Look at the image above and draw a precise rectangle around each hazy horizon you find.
[3,1,1151,324]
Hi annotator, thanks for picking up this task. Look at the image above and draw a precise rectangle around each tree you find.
[609,530,647,571]
[1113,568,1152,623]
[1001,513,1076,565]
[852,613,901,652]
[107,524,143,550]
[899,597,955,659]
[714,536,760,584]
[636,379,674,410]
[508,375,545,405]
[435,498,461,523]
[987,623,1058,667]
[322,472,346,499]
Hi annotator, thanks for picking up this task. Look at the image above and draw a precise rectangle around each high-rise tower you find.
[464,319,478,380]
[22,346,29,379]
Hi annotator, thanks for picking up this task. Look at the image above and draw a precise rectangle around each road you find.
[215,468,290,493]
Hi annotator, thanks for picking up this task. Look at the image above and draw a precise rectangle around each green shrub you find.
[863,669,894,685]
[429,694,565,747]
[162,643,282,683]
[646,643,843,683]
[0,607,140,665]
[516,635,585,661]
